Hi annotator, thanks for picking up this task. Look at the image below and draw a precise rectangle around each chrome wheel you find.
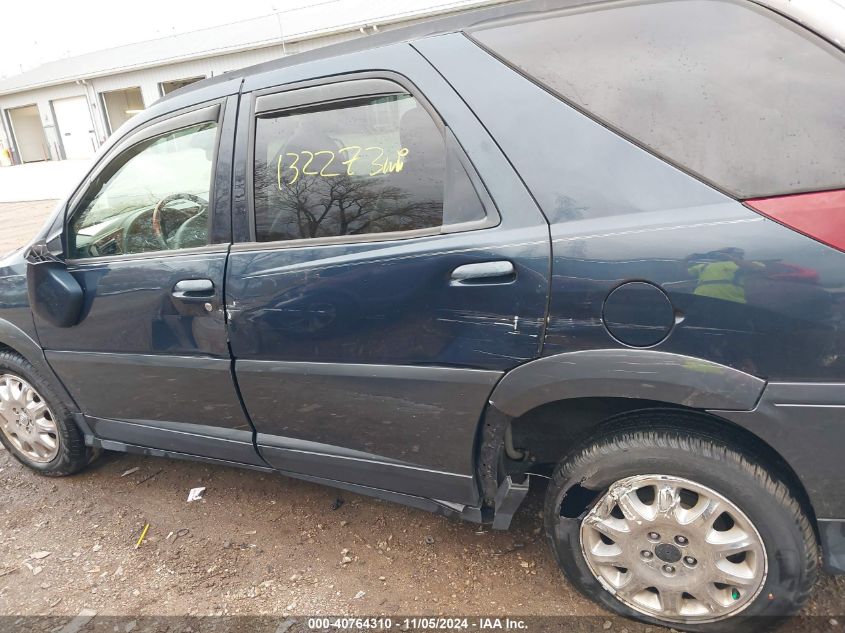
[580,474,767,623]
[0,374,59,463]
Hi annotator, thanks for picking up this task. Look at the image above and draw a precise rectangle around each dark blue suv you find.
[1,1,844,629]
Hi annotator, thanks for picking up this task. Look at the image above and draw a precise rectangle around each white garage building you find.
[0,0,504,165]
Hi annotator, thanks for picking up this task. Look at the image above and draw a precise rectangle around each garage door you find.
[8,105,49,163]
[52,96,96,160]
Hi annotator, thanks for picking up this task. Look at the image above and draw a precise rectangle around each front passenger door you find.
[33,100,262,466]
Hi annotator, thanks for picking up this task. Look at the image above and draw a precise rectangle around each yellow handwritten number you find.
[277,154,284,190]
[316,150,339,177]
[366,146,386,176]
[301,151,319,176]
[285,152,300,185]
[277,146,409,185]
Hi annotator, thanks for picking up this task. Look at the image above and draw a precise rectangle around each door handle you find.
[450,261,515,285]
[172,278,215,301]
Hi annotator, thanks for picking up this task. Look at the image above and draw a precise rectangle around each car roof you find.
[155,0,593,103]
[152,0,843,109]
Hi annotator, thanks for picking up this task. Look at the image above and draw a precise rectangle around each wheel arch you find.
[478,349,818,537]
[0,317,79,411]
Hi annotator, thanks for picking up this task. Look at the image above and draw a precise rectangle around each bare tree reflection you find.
[254,164,442,241]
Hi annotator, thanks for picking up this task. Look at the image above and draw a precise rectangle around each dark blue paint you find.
[547,205,845,381]
[227,232,548,369]
[35,251,250,430]
[602,281,675,347]
[225,229,548,496]
[419,34,845,383]
[0,255,81,411]
[0,257,37,339]
[0,8,840,578]
[225,43,551,492]
[717,382,845,520]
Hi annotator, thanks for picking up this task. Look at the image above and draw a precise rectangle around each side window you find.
[471,0,845,198]
[69,122,217,259]
[253,88,487,243]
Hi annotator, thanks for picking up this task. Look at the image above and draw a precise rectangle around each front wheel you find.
[544,425,818,632]
[0,351,93,476]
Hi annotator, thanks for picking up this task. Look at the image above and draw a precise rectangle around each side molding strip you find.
[86,416,266,467]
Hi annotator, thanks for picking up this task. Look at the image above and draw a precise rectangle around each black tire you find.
[0,350,93,476]
[544,423,818,633]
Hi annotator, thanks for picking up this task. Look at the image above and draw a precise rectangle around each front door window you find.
[69,122,217,258]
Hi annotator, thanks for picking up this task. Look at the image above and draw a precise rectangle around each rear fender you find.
[478,349,765,504]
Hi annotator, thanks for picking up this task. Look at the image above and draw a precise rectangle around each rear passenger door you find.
[227,45,550,506]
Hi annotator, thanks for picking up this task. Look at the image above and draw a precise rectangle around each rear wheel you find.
[0,351,93,476]
[544,426,817,632]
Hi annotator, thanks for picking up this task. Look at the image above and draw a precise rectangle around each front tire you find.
[544,424,817,632]
[0,350,92,476]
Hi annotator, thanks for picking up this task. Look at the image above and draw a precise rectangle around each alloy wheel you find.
[0,374,59,463]
[579,474,767,623]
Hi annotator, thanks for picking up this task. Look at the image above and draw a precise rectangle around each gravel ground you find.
[1,446,843,630]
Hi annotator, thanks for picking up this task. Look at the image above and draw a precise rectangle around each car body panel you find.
[29,97,253,439]
[85,415,262,466]
[46,350,245,428]
[716,382,845,519]
[0,254,80,410]
[417,33,845,383]
[225,43,550,503]
[241,361,499,504]
[0,0,842,577]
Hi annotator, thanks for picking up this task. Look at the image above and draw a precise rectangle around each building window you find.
[100,87,145,135]
[160,77,206,96]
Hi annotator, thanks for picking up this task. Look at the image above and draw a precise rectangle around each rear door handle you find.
[172,278,215,301]
[450,261,515,285]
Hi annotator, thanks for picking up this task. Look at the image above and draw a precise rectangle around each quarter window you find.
[253,90,487,242]
[69,122,217,259]
[472,0,845,198]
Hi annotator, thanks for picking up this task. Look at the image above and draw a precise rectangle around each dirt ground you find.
[0,199,57,255]
[1,447,844,629]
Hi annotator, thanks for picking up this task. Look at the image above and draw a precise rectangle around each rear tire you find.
[0,350,93,476]
[543,424,817,632]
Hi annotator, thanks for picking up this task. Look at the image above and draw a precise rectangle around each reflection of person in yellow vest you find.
[688,248,763,304]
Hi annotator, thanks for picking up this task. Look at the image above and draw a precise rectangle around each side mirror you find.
[25,243,83,328]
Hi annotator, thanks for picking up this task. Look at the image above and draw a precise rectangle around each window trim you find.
[65,102,223,264]
[64,243,230,268]
[243,71,499,249]
[254,78,407,115]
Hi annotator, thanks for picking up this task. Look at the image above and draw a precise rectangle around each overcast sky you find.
[1,1,319,78]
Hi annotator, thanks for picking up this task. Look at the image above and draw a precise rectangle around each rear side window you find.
[471,0,845,198]
[253,90,487,243]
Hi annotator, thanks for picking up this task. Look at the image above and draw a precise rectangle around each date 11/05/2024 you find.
[277,145,411,188]
[305,618,529,630]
